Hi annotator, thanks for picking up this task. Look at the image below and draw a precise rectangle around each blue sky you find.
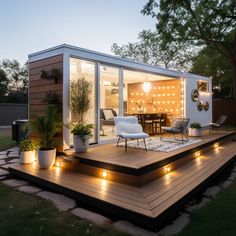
[0,0,156,64]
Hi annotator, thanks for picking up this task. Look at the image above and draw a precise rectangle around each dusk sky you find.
[0,0,156,64]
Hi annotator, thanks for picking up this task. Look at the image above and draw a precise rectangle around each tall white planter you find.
[73,135,89,153]
[189,128,201,137]
[20,150,35,164]
[38,149,56,169]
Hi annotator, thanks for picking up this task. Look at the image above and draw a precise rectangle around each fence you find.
[213,100,236,125]
[0,103,28,126]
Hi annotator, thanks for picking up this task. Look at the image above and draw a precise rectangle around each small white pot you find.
[189,128,201,137]
[73,135,89,153]
[20,150,35,164]
[38,149,56,169]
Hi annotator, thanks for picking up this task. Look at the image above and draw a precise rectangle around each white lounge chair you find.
[114,116,149,152]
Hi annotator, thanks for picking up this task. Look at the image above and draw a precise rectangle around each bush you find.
[190,122,201,129]
[19,139,38,152]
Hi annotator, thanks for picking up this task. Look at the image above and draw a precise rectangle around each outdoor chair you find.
[160,118,190,143]
[209,115,228,133]
[114,116,149,152]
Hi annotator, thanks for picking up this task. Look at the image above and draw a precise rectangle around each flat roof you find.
[28,44,209,81]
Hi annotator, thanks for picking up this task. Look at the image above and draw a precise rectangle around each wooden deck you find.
[73,132,234,172]
[9,132,236,230]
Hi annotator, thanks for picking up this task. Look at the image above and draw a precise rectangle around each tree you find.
[142,0,236,99]
[191,46,232,98]
[0,59,28,103]
[0,69,8,102]
[111,29,193,71]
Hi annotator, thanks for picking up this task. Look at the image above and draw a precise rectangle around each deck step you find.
[9,139,236,230]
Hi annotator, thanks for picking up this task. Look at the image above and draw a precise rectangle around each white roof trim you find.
[28,44,208,80]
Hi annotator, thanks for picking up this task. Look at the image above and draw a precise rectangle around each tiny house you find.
[28,44,212,150]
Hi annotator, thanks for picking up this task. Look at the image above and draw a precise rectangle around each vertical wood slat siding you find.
[29,55,64,145]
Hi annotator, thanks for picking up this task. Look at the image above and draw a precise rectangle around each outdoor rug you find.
[119,137,202,152]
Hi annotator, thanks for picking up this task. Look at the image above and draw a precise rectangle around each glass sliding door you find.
[99,65,120,142]
[70,58,97,144]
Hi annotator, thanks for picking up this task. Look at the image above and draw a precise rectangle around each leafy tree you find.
[142,0,236,98]
[0,59,28,103]
[111,29,193,71]
[0,69,8,102]
[191,46,232,98]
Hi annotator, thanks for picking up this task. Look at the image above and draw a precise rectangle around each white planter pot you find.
[73,135,89,153]
[20,150,35,164]
[189,128,201,137]
[38,149,56,169]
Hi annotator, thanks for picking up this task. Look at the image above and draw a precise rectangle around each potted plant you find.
[31,106,62,169]
[70,123,94,152]
[69,77,94,152]
[19,139,38,164]
[189,122,202,137]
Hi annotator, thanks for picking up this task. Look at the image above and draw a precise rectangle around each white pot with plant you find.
[19,139,37,164]
[31,106,62,169]
[189,122,202,137]
[69,77,94,153]
[71,123,94,153]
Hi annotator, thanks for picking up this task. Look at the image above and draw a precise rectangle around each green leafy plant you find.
[19,139,38,152]
[69,77,92,123]
[30,106,62,150]
[190,122,201,129]
[70,123,94,143]
[43,91,61,112]
[40,68,61,84]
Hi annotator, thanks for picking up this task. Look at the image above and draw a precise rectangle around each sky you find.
[0,0,156,65]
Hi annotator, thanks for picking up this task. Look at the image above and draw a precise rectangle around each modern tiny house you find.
[28,44,212,150]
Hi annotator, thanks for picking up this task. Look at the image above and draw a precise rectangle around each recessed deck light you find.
[102,171,108,179]
[195,151,200,158]
[55,160,61,168]
[165,166,171,173]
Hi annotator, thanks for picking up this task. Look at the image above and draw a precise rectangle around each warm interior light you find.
[165,166,171,173]
[195,151,200,158]
[214,143,219,149]
[143,81,152,93]
[102,171,108,179]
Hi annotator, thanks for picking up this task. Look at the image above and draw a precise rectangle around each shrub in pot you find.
[69,77,94,152]
[189,122,202,137]
[31,106,62,169]
[19,139,38,164]
[70,123,94,153]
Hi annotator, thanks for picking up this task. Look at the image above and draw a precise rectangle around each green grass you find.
[0,183,129,236]
[0,128,16,151]
[178,182,236,236]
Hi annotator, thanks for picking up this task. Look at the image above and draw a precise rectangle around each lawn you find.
[0,183,129,236]
[0,127,16,151]
[178,181,236,236]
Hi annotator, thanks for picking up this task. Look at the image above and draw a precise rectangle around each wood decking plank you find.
[9,133,236,226]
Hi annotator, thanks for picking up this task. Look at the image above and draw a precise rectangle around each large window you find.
[70,58,97,144]
[99,65,120,141]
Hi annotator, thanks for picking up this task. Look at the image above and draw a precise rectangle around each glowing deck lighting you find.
[55,160,61,168]
[165,166,171,173]
[195,151,200,158]
[102,171,108,179]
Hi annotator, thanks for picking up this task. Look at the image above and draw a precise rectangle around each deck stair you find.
[9,132,236,230]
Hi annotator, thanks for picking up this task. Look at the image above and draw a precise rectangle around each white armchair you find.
[114,116,149,152]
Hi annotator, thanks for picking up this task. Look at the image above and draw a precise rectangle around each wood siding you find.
[29,55,63,143]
